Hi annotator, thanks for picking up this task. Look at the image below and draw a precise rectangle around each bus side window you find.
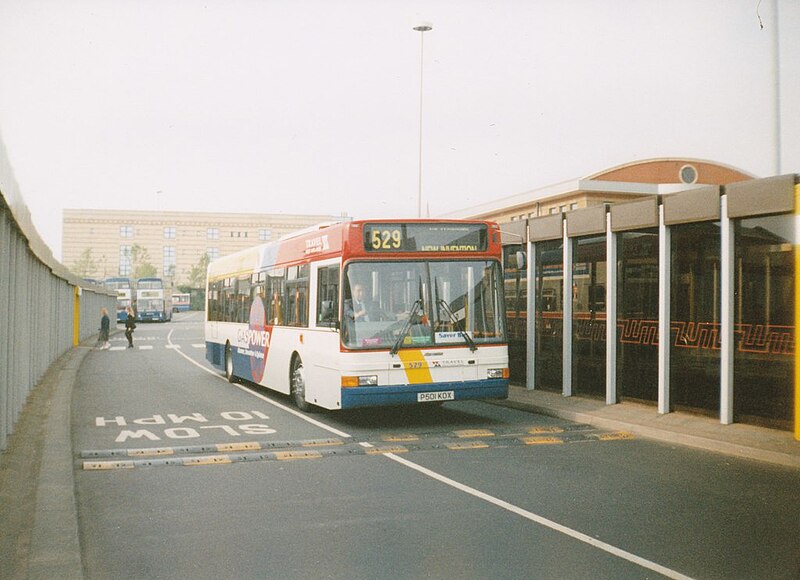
[284,265,309,328]
[267,268,285,325]
[316,265,340,328]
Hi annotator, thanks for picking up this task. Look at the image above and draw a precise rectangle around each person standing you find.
[99,308,111,349]
[124,306,136,348]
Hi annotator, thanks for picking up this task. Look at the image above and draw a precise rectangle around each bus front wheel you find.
[290,356,312,412]
[225,344,236,383]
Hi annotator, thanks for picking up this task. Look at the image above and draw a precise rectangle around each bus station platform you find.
[501,385,800,469]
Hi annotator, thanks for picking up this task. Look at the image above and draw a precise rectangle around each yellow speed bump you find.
[382,434,420,442]
[454,429,495,439]
[520,436,564,445]
[365,446,408,455]
[595,431,634,441]
[216,442,262,452]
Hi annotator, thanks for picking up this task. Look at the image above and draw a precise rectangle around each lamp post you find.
[413,22,432,218]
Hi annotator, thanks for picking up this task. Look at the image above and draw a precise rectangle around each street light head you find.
[413,23,433,32]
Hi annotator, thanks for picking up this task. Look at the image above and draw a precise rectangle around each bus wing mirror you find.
[514,251,526,270]
[320,300,338,327]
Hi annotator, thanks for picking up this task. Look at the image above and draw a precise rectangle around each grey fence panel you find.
[0,209,10,450]
[0,159,115,452]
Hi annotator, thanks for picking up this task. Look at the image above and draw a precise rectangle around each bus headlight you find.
[341,375,378,387]
[487,368,509,379]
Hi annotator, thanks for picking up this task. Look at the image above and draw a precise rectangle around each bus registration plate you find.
[418,390,455,403]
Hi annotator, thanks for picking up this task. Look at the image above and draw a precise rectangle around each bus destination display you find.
[364,223,488,253]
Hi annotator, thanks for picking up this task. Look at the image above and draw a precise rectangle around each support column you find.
[606,212,617,405]
[658,204,671,415]
[563,220,573,397]
[794,184,800,441]
[526,239,536,390]
[720,195,734,425]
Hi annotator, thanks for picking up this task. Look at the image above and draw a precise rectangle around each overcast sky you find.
[1,0,798,260]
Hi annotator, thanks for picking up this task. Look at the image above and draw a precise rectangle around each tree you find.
[185,253,211,311]
[71,248,98,278]
[131,244,157,279]
[188,252,211,288]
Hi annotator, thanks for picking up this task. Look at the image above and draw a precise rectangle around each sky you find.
[0,0,798,261]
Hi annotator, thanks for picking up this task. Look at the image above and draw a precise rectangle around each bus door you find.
[305,261,341,409]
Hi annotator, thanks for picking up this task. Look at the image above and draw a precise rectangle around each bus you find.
[135,277,172,322]
[205,219,509,411]
[171,292,191,312]
[104,277,135,322]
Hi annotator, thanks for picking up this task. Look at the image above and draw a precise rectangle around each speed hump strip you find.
[80,437,346,459]
[80,430,635,470]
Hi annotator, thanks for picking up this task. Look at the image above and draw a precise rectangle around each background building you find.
[62,209,349,286]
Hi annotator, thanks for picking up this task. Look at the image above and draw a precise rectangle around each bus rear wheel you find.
[225,344,236,383]
[290,356,312,412]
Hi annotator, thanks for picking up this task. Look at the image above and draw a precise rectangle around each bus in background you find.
[171,292,191,313]
[136,277,172,322]
[205,219,508,411]
[104,277,135,322]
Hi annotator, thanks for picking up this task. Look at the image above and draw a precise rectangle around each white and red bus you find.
[205,220,509,411]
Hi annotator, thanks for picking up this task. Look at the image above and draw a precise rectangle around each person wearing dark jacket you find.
[124,307,136,348]
[98,308,111,349]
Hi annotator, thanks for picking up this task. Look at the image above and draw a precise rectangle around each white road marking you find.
[192,344,205,348]
[166,344,181,349]
[109,347,125,351]
[382,452,694,580]
[165,329,351,439]
[138,345,153,350]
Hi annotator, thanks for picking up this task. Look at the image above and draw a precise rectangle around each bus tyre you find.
[225,344,236,383]
[290,356,312,412]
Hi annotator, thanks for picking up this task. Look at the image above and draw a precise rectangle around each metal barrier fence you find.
[0,139,116,451]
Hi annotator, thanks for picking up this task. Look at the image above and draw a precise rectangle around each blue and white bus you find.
[135,278,172,322]
[172,292,191,312]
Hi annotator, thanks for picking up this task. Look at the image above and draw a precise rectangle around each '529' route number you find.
[370,228,402,250]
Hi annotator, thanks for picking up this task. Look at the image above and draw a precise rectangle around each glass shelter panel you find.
[572,236,606,397]
[535,240,563,392]
[616,229,659,403]
[670,222,721,416]
[503,244,527,383]
[734,215,794,430]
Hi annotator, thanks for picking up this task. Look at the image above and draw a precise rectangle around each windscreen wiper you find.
[437,299,477,352]
[390,299,422,356]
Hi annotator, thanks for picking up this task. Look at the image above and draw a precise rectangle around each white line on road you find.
[382,452,694,580]
[165,330,351,439]
[138,345,153,350]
